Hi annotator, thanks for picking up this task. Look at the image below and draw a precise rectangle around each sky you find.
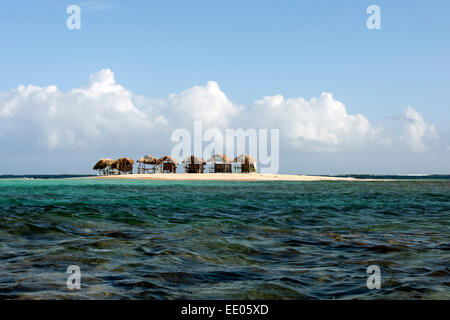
[0,0,449,174]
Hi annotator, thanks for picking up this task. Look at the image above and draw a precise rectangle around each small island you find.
[91,154,373,181]
[91,172,371,181]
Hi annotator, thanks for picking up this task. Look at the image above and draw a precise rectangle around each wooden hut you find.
[136,155,158,174]
[182,155,206,173]
[155,155,178,173]
[207,153,233,173]
[93,158,115,175]
[112,157,134,175]
[233,154,257,173]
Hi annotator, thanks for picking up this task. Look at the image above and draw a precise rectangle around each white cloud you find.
[165,81,240,128]
[0,69,242,156]
[252,92,387,151]
[0,68,442,164]
[402,106,438,152]
[0,69,155,152]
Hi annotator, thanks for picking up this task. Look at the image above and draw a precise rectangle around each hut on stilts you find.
[112,157,134,175]
[233,154,257,173]
[207,154,233,173]
[136,155,158,174]
[155,156,178,173]
[182,155,206,173]
[93,158,115,175]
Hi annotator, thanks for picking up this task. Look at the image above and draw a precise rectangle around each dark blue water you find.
[0,175,95,179]
[335,174,450,180]
[0,179,449,299]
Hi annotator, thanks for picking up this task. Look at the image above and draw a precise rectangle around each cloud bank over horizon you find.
[0,69,448,174]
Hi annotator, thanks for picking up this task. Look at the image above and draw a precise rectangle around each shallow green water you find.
[0,179,449,299]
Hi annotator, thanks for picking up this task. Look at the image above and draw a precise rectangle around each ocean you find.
[0,177,449,299]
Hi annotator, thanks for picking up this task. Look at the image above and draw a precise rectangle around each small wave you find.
[331,174,450,180]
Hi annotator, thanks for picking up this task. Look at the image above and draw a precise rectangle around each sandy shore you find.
[88,173,375,181]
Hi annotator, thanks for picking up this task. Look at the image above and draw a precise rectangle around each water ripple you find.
[0,179,448,299]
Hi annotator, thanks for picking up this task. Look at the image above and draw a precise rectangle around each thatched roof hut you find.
[155,155,178,173]
[233,154,257,173]
[182,155,206,173]
[207,153,232,173]
[136,155,158,174]
[112,157,134,174]
[233,154,257,164]
[93,158,115,170]
[207,153,233,163]
[155,155,179,166]
[182,155,206,164]
[137,155,158,165]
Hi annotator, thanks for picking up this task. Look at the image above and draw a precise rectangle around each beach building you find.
[136,155,158,174]
[182,155,206,173]
[112,157,134,175]
[155,155,178,173]
[93,158,115,175]
[233,154,257,173]
[207,154,233,173]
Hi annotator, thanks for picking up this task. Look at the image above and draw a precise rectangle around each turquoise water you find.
[0,178,449,299]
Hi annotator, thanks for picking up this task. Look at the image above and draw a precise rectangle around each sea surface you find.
[0,177,449,299]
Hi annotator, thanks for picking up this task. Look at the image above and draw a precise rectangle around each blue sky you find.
[0,1,449,174]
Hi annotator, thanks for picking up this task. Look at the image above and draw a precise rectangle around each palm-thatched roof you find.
[93,158,115,170]
[155,155,179,166]
[137,155,158,165]
[233,154,257,164]
[207,153,232,163]
[112,157,135,171]
[182,155,206,164]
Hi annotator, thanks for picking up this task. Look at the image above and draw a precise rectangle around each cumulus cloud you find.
[0,69,243,157]
[0,69,154,152]
[165,81,240,128]
[252,92,387,151]
[0,68,442,163]
[402,106,438,152]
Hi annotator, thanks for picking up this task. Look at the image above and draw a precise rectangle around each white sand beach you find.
[89,173,374,181]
